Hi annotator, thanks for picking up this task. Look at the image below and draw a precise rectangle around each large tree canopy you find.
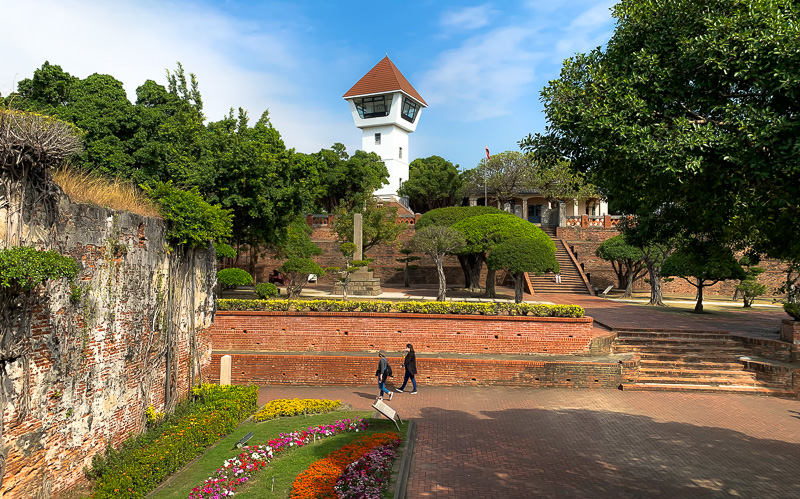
[310,143,388,212]
[398,155,464,213]
[523,0,800,263]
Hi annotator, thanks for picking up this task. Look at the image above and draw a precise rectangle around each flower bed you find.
[88,384,258,498]
[254,398,341,422]
[290,432,401,499]
[335,440,402,499]
[218,298,584,318]
[189,418,369,499]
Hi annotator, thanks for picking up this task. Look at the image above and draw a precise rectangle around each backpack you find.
[386,363,393,377]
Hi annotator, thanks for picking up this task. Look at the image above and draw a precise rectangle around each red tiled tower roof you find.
[343,56,427,106]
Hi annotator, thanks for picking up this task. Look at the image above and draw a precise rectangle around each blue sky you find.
[0,0,617,171]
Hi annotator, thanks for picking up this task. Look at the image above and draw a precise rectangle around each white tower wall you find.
[346,91,424,196]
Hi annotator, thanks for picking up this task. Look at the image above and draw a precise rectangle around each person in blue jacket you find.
[376,351,393,400]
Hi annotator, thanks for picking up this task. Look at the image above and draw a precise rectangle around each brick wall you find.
[780,320,800,362]
[556,226,788,298]
[208,353,637,389]
[211,311,596,356]
[1,197,216,498]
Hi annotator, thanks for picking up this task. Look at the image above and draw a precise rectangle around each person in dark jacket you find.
[376,351,392,400]
[395,343,418,394]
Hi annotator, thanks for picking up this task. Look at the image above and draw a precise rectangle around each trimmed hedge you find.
[217,268,253,288]
[87,384,258,498]
[217,299,584,318]
[255,282,279,299]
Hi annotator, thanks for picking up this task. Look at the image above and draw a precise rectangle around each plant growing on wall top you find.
[142,180,232,248]
[0,110,82,247]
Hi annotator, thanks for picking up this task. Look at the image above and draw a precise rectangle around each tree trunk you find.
[403,263,410,288]
[624,270,634,298]
[694,279,704,313]
[249,245,259,284]
[435,257,447,301]
[457,254,471,288]
[466,254,484,292]
[645,261,665,306]
[513,272,524,303]
[484,269,496,298]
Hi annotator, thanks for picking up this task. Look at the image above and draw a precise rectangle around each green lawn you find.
[150,410,407,499]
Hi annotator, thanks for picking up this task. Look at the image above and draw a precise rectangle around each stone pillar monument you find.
[332,212,382,296]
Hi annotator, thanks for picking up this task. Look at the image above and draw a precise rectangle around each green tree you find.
[198,109,320,278]
[331,198,404,256]
[529,159,598,207]
[595,235,646,297]
[735,254,767,308]
[312,144,388,212]
[452,214,555,297]
[279,258,324,299]
[486,237,559,303]
[662,241,746,313]
[523,0,800,274]
[398,155,464,213]
[273,218,322,260]
[325,242,369,301]
[465,151,531,207]
[412,226,466,301]
[416,206,509,290]
[395,247,420,288]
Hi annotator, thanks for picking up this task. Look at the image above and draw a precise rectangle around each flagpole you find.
[484,146,490,206]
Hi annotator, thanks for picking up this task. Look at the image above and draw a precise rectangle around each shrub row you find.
[88,384,258,498]
[217,299,585,318]
[254,398,342,422]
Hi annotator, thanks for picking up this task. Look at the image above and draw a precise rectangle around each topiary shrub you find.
[254,282,279,299]
[217,268,253,290]
[785,303,800,321]
[214,242,237,260]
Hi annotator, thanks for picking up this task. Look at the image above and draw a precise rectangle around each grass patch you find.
[151,411,407,499]
[53,167,161,218]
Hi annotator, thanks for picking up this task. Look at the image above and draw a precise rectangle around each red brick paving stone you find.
[541,292,786,339]
[257,386,800,498]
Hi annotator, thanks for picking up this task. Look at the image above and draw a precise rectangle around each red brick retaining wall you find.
[209,353,637,389]
[211,311,595,355]
[780,320,800,362]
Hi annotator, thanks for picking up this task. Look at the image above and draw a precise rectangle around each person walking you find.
[376,351,393,400]
[395,343,418,394]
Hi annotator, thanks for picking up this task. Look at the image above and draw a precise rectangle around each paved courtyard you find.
[259,386,800,498]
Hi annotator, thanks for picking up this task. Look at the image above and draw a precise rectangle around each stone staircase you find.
[528,227,592,295]
[613,330,796,396]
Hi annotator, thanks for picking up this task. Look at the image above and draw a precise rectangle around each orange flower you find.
[290,432,399,499]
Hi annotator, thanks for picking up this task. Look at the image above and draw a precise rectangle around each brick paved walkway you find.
[542,292,786,339]
[258,386,800,498]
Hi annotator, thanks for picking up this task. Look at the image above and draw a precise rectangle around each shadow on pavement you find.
[410,406,800,498]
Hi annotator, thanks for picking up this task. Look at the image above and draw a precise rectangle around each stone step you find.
[639,367,753,378]
[623,383,795,397]
[612,344,749,355]
[636,375,761,386]
[640,359,744,369]
[614,331,731,341]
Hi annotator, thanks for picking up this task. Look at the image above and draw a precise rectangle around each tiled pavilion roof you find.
[343,56,427,106]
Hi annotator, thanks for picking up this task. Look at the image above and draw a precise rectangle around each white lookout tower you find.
[343,56,427,197]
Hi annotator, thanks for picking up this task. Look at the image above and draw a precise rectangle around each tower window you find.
[399,147,402,158]
[355,95,393,118]
[375,133,381,145]
[401,97,420,123]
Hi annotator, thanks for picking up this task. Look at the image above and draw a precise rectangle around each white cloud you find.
[0,0,351,154]
[440,4,496,31]
[417,26,541,121]
[555,2,617,57]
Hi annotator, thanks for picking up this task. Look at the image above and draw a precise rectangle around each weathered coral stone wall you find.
[210,311,595,355]
[1,195,216,498]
